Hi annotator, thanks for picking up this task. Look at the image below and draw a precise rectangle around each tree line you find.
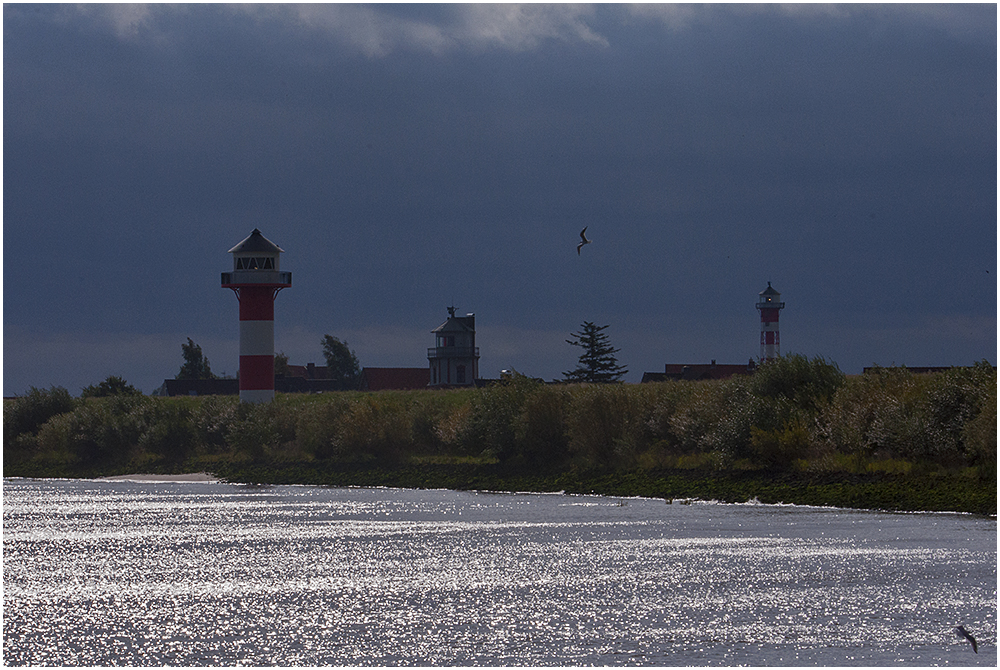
[174,320,627,390]
[175,335,363,390]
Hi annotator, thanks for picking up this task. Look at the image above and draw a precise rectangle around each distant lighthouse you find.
[756,282,784,363]
[428,306,480,387]
[221,229,291,402]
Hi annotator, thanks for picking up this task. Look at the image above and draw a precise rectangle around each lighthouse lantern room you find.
[755,282,784,363]
[222,229,292,402]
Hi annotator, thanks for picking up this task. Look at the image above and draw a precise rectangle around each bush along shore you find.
[5,356,996,515]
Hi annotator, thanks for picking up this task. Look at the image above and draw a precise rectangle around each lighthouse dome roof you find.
[759,282,780,296]
[432,316,475,334]
[229,228,284,254]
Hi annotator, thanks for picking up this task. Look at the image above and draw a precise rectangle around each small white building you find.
[428,307,480,387]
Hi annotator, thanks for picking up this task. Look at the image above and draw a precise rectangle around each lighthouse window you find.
[236,257,275,270]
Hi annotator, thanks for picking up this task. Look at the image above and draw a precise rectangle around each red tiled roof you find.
[359,367,430,391]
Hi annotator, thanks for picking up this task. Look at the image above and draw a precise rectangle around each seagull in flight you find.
[955,625,978,653]
[577,226,591,255]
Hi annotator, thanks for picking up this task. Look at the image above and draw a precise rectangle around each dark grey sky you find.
[4,4,996,395]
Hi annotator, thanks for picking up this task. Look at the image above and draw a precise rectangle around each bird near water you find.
[955,625,978,653]
[577,226,591,255]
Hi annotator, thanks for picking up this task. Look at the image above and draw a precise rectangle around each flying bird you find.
[955,625,978,653]
[577,227,591,255]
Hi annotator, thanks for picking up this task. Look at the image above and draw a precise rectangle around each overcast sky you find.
[4,3,996,395]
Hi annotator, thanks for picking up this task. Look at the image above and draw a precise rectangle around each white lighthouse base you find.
[240,389,275,404]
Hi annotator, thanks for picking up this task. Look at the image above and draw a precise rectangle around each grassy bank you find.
[5,456,992,515]
[206,461,994,515]
[5,356,995,515]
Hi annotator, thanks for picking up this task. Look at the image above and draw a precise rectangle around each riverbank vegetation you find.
[5,356,995,514]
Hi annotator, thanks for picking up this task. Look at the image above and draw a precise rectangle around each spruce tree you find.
[563,322,628,383]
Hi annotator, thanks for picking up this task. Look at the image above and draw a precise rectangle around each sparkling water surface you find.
[3,478,995,666]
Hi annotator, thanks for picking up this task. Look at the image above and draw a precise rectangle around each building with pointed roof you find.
[756,281,784,362]
[428,306,480,386]
[221,229,291,402]
[228,227,285,255]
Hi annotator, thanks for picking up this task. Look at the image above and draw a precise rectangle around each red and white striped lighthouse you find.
[221,229,291,403]
[756,282,784,363]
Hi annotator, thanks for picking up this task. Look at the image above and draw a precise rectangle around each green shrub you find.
[338,394,414,462]
[565,383,648,469]
[641,357,842,467]
[749,354,845,414]
[820,363,996,469]
[408,390,468,455]
[5,386,77,442]
[5,359,993,483]
[434,401,474,453]
[226,401,284,461]
[749,415,811,469]
[962,385,996,481]
[194,395,239,454]
[921,362,996,464]
[58,395,151,465]
[819,366,929,465]
[138,398,197,463]
[700,378,760,461]
[644,380,700,450]
[33,412,77,464]
[81,375,143,398]
[664,381,727,454]
[293,394,351,459]
[459,373,540,462]
[515,384,571,469]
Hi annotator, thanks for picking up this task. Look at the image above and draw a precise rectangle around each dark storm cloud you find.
[4,4,995,395]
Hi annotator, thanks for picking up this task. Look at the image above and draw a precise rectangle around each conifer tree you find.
[563,322,628,383]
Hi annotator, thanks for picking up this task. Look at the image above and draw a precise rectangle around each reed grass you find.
[5,357,995,513]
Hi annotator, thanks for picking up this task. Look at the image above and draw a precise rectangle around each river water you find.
[3,478,995,666]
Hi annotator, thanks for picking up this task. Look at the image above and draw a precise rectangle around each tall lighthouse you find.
[756,282,784,363]
[221,229,291,403]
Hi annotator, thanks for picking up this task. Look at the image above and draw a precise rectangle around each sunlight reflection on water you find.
[4,478,995,666]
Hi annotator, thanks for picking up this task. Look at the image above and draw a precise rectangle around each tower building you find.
[756,282,784,362]
[221,229,291,402]
[428,307,479,387]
